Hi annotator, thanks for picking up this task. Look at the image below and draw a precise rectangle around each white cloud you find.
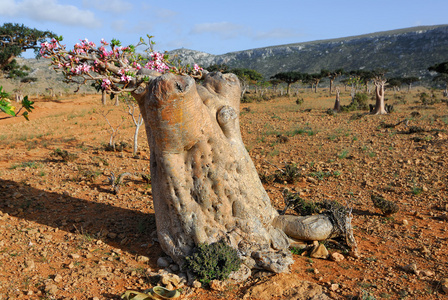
[190,22,248,39]
[82,0,132,13]
[155,8,178,20]
[0,0,101,28]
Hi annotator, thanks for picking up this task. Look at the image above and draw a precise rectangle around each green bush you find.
[184,240,241,285]
[342,93,369,112]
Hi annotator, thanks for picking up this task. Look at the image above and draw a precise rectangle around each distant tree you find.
[0,23,56,78]
[371,70,388,115]
[269,78,283,94]
[387,77,402,93]
[321,68,345,95]
[271,71,304,95]
[401,76,419,91]
[309,72,325,93]
[428,62,448,95]
[230,68,263,97]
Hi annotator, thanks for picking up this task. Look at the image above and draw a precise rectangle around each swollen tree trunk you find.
[333,87,341,112]
[133,72,296,273]
[102,90,107,105]
[131,71,355,274]
[329,79,334,96]
[371,79,387,115]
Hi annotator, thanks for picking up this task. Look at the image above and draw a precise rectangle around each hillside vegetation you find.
[169,25,448,80]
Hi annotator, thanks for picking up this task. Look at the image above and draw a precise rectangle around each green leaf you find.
[21,96,34,112]
[0,104,16,116]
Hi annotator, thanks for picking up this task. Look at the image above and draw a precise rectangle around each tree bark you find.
[102,90,107,105]
[333,87,341,112]
[371,79,387,115]
[132,72,296,273]
[130,71,356,274]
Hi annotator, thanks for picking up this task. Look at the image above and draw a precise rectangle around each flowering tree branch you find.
[39,36,203,94]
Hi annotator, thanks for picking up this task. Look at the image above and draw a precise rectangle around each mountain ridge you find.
[168,24,448,80]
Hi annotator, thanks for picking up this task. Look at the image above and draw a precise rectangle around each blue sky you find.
[1,0,447,58]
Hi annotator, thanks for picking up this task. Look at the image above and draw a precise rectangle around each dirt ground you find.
[0,88,447,299]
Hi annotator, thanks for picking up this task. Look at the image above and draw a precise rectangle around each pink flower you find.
[101,78,111,89]
[193,64,202,72]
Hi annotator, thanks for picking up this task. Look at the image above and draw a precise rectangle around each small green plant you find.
[337,149,350,159]
[359,289,376,300]
[412,186,423,195]
[290,247,305,255]
[371,195,399,215]
[184,240,241,285]
[10,161,40,169]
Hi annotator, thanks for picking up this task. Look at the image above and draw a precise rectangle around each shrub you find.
[371,195,399,215]
[51,148,78,162]
[260,163,301,184]
[184,240,241,285]
[342,93,369,112]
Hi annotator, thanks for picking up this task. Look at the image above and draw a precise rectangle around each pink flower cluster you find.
[74,38,96,54]
[118,68,133,83]
[193,64,202,72]
[39,38,59,56]
[101,78,111,90]
[144,52,170,73]
[71,63,91,75]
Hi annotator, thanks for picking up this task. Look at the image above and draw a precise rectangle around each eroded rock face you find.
[134,72,292,273]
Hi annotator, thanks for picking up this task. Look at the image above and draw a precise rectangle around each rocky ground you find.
[0,88,447,299]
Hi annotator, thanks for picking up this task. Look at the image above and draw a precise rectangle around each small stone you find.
[137,255,149,263]
[402,219,409,226]
[169,263,179,272]
[70,253,80,259]
[209,279,227,291]
[107,232,117,239]
[422,270,434,277]
[157,257,170,268]
[192,280,202,288]
[420,247,430,255]
[330,252,345,262]
[45,283,58,294]
[403,263,418,274]
[310,244,329,259]
[349,249,360,259]
[330,283,339,291]
[441,278,448,294]
[54,274,63,283]
[25,259,35,270]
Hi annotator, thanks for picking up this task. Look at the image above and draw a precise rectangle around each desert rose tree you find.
[40,36,357,274]
[371,70,388,115]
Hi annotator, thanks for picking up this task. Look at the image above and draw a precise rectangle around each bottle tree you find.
[371,69,388,115]
[40,36,357,275]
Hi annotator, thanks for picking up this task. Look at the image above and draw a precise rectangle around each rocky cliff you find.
[169,25,448,80]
